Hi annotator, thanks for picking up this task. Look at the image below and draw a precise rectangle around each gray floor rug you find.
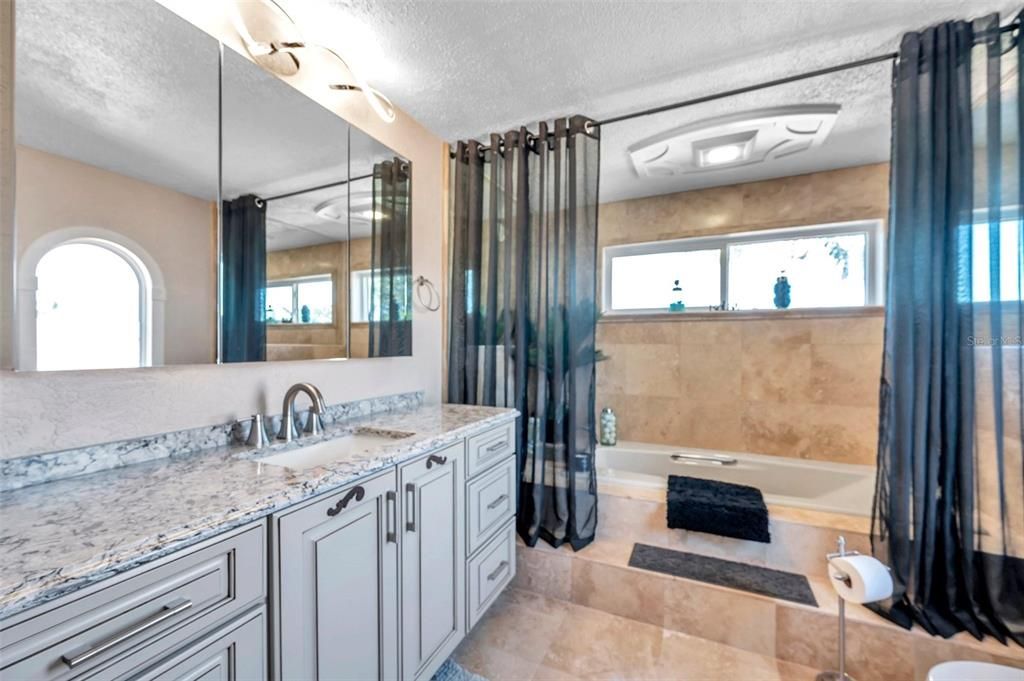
[432,659,489,681]
[628,543,818,606]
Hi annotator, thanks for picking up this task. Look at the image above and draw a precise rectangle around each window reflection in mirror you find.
[13,0,219,371]
[221,45,413,362]
[221,46,352,363]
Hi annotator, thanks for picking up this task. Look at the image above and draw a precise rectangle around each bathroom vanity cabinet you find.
[0,421,517,681]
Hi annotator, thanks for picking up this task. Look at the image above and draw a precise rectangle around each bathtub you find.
[596,441,876,517]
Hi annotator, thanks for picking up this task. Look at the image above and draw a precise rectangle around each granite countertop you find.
[0,404,517,620]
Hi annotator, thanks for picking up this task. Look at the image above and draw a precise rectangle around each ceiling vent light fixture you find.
[313,196,347,222]
[628,105,841,177]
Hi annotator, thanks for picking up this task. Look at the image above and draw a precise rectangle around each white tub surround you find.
[0,403,517,620]
[596,441,875,517]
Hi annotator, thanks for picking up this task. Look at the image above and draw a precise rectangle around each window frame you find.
[601,219,886,316]
[349,269,373,324]
[265,273,335,326]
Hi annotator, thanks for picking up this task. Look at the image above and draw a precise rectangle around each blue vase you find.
[773,276,791,309]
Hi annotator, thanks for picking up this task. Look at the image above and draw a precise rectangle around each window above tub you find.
[266,274,334,325]
[601,219,886,316]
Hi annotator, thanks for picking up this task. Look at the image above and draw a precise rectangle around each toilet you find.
[928,661,1024,681]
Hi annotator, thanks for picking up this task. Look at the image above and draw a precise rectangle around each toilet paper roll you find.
[828,555,894,604]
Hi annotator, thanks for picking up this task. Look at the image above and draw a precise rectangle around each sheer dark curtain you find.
[448,116,600,550]
[369,158,413,357]
[221,194,266,362]
[873,12,1024,646]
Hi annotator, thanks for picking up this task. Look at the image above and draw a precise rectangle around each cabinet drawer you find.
[466,520,516,629]
[0,523,265,681]
[466,456,515,556]
[132,606,266,680]
[466,421,515,479]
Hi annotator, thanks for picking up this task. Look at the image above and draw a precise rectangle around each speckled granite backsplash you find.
[0,391,423,491]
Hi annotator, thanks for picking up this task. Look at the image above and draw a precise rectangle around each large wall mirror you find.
[8,0,412,372]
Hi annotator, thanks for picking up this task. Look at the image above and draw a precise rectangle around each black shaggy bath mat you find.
[667,474,770,543]
[628,543,818,607]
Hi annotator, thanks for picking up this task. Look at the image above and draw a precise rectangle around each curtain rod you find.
[448,16,1019,156]
[262,172,374,203]
[448,52,898,159]
[591,52,896,128]
[593,18,1020,129]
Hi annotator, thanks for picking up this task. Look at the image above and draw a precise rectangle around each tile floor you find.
[453,588,819,681]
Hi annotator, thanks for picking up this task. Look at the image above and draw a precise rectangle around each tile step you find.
[513,537,1024,681]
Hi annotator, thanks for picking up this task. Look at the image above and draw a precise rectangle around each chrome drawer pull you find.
[486,494,509,510]
[486,560,509,582]
[484,440,507,454]
[62,598,193,668]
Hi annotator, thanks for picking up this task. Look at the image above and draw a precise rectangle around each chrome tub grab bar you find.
[670,452,738,466]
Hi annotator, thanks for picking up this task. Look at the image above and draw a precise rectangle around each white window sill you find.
[598,306,885,323]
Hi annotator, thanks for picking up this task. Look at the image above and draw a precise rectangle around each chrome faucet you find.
[277,383,327,442]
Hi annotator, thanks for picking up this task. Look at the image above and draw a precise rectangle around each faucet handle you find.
[245,414,271,449]
[304,407,324,436]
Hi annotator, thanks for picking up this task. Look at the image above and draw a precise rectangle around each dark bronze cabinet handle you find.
[486,494,509,511]
[386,491,397,543]
[327,486,365,516]
[426,454,448,469]
[405,483,416,532]
[485,440,507,454]
[487,560,509,582]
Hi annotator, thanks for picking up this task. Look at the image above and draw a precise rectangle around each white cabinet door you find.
[399,443,465,681]
[274,471,399,681]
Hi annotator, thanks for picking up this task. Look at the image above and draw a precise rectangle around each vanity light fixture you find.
[229,0,305,77]
[321,45,397,123]
[230,0,396,123]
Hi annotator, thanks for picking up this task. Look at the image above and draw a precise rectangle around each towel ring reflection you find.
[415,276,440,312]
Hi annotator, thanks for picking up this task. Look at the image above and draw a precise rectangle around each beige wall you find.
[598,164,889,466]
[0,4,447,458]
[15,146,217,366]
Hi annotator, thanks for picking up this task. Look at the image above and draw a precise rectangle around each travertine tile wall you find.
[597,164,889,466]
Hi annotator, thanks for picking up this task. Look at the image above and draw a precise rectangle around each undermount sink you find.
[254,427,415,471]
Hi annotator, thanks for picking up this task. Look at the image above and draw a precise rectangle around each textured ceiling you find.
[15,0,1022,210]
[308,0,1018,201]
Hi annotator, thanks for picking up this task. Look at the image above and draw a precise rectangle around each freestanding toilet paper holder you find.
[816,536,859,681]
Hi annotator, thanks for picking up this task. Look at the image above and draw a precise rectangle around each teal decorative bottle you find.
[669,280,686,312]
[773,274,791,309]
[600,408,617,446]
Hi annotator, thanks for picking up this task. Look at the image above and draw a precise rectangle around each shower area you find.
[587,57,896,522]
[447,8,1023,655]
